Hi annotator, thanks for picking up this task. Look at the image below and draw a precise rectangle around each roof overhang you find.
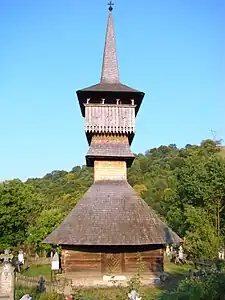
[76,85,145,117]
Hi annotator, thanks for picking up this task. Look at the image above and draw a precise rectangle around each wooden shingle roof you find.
[87,141,134,158]
[76,9,144,117]
[86,141,135,167]
[101,9,119,84]
[44,180,182,246]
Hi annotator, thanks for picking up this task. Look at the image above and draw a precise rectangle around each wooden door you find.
[102,253,124,274]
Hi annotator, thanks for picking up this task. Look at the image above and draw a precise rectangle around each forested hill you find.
[1,139,225,260]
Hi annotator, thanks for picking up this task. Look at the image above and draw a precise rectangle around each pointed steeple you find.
[101,3,120,84]
[76,2,145,118]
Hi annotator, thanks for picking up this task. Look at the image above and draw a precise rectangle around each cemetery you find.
[1,245,225,299]
[0,1,224,300]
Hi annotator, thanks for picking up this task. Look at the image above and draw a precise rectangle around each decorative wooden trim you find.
[85,105,136,134]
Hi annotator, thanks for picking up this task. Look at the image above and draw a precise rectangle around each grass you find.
[22,264,52,280]
[19,260,191,299]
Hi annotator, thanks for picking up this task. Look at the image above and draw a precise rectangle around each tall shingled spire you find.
[101,2,120,84]
[76,1,145,118]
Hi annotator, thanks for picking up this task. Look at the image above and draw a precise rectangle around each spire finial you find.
[108,1,114,11]
[101,0,119,83]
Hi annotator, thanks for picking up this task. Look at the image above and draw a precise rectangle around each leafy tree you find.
[184,206,221,259]
[26,208,64,254]
[2,139,225,260]
[0,180,41,249]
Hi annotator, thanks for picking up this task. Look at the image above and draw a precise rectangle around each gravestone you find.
[18,251,24,265]
[218,247,224,260]
[128,290,142,300]
[51,252,59,271]
[19,295,32,300]
[36,276,46,293]
[178,245,184,260]
[165,245,170,256]
[0,250,15,300]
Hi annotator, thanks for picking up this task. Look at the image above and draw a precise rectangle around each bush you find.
[15,286,37,300]
[38,292,63,300]
[15,286,64,300]
[160,266,225,300]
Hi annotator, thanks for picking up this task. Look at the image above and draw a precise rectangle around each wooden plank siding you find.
[94,160,127,181]
[62,250,101,273]
[85,104,135,134]
[61,248,164,275]
[124,249,164,273]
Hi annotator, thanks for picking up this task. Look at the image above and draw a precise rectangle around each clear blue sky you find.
[0,0,224,181]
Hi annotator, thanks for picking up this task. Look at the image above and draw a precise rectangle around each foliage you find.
[26,209,64,253]
[15,285,37,300]
[183,206,221,260]
[160,265,225,300]
[15,286,63,300]
[38,292,63,300]
[15,261,190,300]
[1,140,225,261]
[0,180,41,250]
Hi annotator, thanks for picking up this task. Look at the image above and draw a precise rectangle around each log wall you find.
[124,249,164,273]
[62,249,101,273]
[61,246,164,275]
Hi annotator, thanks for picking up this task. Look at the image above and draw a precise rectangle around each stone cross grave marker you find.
[0,250,15,300]
[0,250,13,263]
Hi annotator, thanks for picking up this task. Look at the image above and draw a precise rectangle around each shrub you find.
[15,286,37,300]
[38,292,63,300]
[160,266,225,300]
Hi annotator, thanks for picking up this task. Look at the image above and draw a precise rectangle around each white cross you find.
[0,249,13,263]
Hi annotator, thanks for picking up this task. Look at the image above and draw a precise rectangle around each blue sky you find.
[0,0,224,181]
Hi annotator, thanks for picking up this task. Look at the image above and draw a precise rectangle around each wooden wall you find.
[61,246,164,275]
[124,249,164,273]
[91,134,129,144]
[85,104,135,134]
[94,160,127,181]
[62,249,101,273]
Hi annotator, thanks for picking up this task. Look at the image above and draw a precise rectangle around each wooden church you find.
[44,3,182,286]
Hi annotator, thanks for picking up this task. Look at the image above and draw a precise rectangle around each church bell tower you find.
[76,2,144,180]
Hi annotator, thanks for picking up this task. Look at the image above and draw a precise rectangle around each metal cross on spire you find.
[108,1,114,11]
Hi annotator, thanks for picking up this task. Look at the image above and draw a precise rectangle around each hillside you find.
[0,139,225,260]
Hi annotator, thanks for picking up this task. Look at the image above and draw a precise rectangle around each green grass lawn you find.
[22,264,52,280]
[20,260,191,299]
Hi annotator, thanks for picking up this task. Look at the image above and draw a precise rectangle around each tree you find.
[184,206,221,260]
[0,180,40,249]
[26,209,64,254]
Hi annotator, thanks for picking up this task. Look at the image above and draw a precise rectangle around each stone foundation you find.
[56,272,161,289]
